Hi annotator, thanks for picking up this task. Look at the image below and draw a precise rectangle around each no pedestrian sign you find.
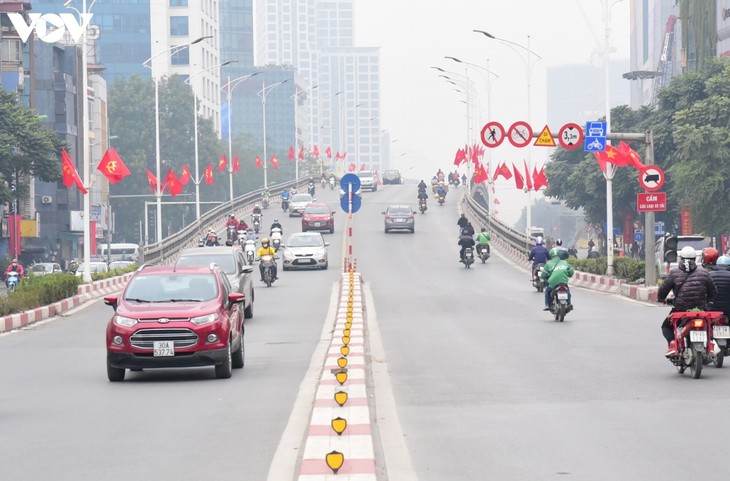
[481,122,505,148]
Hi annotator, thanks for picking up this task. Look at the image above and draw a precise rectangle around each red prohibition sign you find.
[481,122,505,147]
[507,121,533,148]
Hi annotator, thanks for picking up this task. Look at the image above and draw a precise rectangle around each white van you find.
[98,243,140,263]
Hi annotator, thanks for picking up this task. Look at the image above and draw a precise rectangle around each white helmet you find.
[679,246,697,260]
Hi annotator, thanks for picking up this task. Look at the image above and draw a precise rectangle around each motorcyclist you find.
[308,179,316,196]
[236,218,249,232]
[262,189,271,205]
[541,248,574,311]
[256,237,278,282]
[225,214,238,228]
[704,249,730,318]
[437,169,445,182]
[204,231,220,246]
[475,227,491,256]
[252,203,262,216]
[436,183,447,202]
[280,190,291,202]
[568,245,578,258]
[243,228,257,242]
[658,246,717,357]
[5,258,24,281]
[457,213,469,232]
[461,173,467,185]
[68,258,79,275]
[417,189,428,201]
[552,238,568,258]
[462,221,475,237]
[528,237,550,281]
[458,228,476,263]
[270,219,283,235]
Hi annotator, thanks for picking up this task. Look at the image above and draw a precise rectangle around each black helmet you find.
[461,229,470,236]
[555,238,563,246]
[481,227,486,232]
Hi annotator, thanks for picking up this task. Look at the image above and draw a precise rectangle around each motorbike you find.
[244,239,256,264]
[667,311,728,378]
[436,193,445,206]
[462,247,474,269]
[259,254,277,287]
[476,244,490,263]
[548,283,572,322]
[262,196,270,209]
[237,230,247,245]
[418,198,427,214]
[321,178,327,188]
[329,178,336,190]
[532,264,547,292]
[6,271,19,293]
[252,214,262,234]
[308,183,316,196]
[270,227,283,250]
[226,225,238,244]
[281,199,289,212]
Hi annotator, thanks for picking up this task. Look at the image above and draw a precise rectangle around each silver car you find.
[281,232,329,270]
[383,205,416,233]
[288,193,314,217]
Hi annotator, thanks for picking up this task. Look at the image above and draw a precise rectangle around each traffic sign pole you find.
[643,129,656,287]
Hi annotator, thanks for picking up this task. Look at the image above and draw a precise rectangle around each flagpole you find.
[227,75,233,204]
[194,91,201,220]
[258,79,289,190]
[81,0,92,283]
[603,0,616,276]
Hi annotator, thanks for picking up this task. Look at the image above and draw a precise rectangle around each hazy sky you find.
[355,0,632,225]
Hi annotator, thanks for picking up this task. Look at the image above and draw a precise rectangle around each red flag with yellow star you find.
[62,149,88,194]
[218,154,227,172]
[97,147,131,184]
[204,164,214,185]
[165,169,183,196]
[146,168,160,194]
[232,154,240,173]
[180,165,191,185]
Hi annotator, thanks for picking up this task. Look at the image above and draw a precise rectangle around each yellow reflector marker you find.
[326,450,345,473]
[343,329,351,337]
[344,322,352,330]
[340,345,350,356]
[337,357,348,368]
[331,417,347,435]
[341,336,350,345]
[334,390,348,406]
[336,371,348,384]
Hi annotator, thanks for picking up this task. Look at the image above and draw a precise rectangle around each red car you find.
[104,265,246,382]
[302,202,335,233]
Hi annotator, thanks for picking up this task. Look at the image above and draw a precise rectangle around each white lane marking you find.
[364,282,418,481]
[266,281,341,481]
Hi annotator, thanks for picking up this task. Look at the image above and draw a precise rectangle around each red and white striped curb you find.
[297,272,377,480]
[0,273,133,334]
[491,236,659,302]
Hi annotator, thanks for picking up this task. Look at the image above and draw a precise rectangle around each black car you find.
[382,170,402,185]
[175,246,255,319]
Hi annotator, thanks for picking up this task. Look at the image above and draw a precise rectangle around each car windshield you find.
[305,205,329,214]
[287,235,323,248]
[357,172,373,178]
[32,265,48,272]
[388,207,411,215]
[292,194,312,202]
[124,273,218,302]
[79,263,108,273]
[176,254,236,274]
[678,239,710,250]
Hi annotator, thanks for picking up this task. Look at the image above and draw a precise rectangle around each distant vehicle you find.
[382,170,402,185]
[98,243,140,263]
[356,170,378,192]
[383,205,416,233]
[289,193,314,217]
[281,232,329,270]
[108,261,136,271]
[302,202,335,233]
[76,262,110,277]
[30,262,63,276]
[656,235,711,273]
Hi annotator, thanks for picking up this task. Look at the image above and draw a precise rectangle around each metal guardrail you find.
[463,183,533,255]
[141,179,303,265]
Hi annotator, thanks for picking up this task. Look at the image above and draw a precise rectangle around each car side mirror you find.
[324,242,330,247]
[412,210,417,214]
[331,211,336,215]
[241,265,254,274]
[103,295,118,310]
[228,292,245,304]
[381,211,386,215]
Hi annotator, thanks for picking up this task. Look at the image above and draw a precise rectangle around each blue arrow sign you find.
[340,173,361,193]
[340,192,362,214]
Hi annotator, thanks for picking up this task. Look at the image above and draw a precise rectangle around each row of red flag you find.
[287,145,348,161]
[490,161,549,191]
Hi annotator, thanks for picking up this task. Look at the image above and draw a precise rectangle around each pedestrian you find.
[588,238,595,251]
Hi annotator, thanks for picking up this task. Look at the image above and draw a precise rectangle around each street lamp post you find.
[258,79,289,190]
[475,30,542,236]
[222,72,259,203]
[185,61,235,221]
[142,35,211,243]
[291,85,319,183]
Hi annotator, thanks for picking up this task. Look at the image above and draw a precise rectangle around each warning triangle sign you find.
[534,125,556,147]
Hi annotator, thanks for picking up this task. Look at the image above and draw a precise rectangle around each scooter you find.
[476,244,490,263]
[226,225,238,244]
[259,254,277,287]
[418,198,427,214]
[532,264,547,292]
[321,178,327,189]
[262,197,270,209]
[667,311,727,379]
[462,248,474,269]
[281,199,289,212]
[5,271,19,293]
[252,214,262,234]
[436,194,445,206]
[329,178,336,190]
[244,239,256,264]
[548,283,572,322]
[270,227,283,250]
[308,183,316,196]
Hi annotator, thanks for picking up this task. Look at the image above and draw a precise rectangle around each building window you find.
[170,0,188,6]
[170,16,189,36]
[171,47,190,65]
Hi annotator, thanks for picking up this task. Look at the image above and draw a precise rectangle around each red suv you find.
[302,202,335,233]
[104,265,246,382]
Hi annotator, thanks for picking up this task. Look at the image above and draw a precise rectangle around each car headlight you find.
[114,315,138,327]
[190,313,219,326]
[314,248,326,257]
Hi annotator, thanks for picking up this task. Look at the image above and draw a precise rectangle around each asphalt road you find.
[4,184,730,481]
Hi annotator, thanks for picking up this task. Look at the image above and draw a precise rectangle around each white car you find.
[288,193,314,217]
[356,170,377,192]
[281,232,329,270]
[30,263,63,276]
[75,262,109,277]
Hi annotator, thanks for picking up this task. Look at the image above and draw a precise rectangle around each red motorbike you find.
[666,311,728,379]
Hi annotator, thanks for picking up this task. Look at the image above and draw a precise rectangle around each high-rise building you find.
[719,0,730,57]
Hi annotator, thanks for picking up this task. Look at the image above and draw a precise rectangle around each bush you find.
[92,264,138,281]
[568,256,658,283]
[0,273,83,316]
[570,257,607,276]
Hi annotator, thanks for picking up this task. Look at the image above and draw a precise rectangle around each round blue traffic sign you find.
[340,192,362,213]
[340,173,361,193]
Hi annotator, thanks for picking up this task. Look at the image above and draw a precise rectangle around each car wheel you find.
[107,359,125,382]
[302,227,307,232]
[384,227,389,233]
[215,341,233,379]
[322,262,328,270]
[232,332,245,369]
[244,297,254,319]
[329,227,334,234]
[410,228,415,233]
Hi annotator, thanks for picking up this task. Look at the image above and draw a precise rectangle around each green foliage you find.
[0,273,82,316]
[570,257,608,276]
[91,264,137,281]
[0,90,62,207]
[569,256,653,283]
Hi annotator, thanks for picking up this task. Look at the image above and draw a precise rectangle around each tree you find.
[0,90,62,209]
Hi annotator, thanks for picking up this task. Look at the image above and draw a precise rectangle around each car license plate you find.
[395,218,405,222]
[313,222,321,227]
[689,330,707,343]
[557,292,569,300]
[153,341,175,357]
[714,325,730,339]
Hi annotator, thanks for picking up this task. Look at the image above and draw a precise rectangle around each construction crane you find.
[650,15,678,106]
